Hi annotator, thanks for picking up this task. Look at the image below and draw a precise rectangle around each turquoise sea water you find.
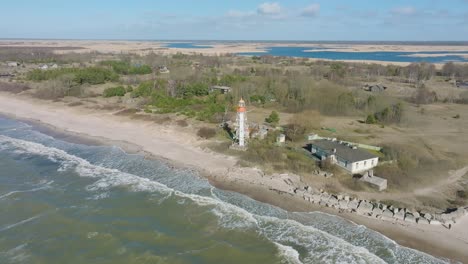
[0,116,450,264]
[238,47,468,63]
[166,43,213,49]
[165,42,468,63]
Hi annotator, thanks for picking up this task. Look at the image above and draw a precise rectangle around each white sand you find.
[0,92,467,262]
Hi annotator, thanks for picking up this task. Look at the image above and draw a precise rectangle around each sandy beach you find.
[0,92,467,263]
[1,40,468,66]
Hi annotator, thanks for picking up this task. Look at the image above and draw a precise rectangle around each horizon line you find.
[1,38,468,44]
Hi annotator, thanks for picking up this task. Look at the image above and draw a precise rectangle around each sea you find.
[0,116,450,264]
[165,42,468,63]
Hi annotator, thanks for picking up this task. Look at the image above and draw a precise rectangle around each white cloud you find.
[301,4,320,17]
[392,6,416,16]
[257,2,282,15]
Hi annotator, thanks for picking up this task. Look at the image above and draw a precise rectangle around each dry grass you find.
[0,81,31,94]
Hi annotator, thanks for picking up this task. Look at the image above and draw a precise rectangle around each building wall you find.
[350,158,379,174]
[311,145,379,174]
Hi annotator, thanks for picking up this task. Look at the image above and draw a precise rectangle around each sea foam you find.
[0,134,448,264]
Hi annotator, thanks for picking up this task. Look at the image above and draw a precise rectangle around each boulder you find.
[430,220,442,225]
[413,211,420,218]
[338,200,349,210]
[381,210,394,221]
[357,201,374,215]
[348,200,360,211]
[404,213,416,223]
[372,207,383,217]
[327,196,339,207]
[417,218,430,224]
[445,208,466,221]
[320,193,331,201]
[344,195,350,201]
[311,194,321,203]
[423,213,433,221]
[394,210,405,221]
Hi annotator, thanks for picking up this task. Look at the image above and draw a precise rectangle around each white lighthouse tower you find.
[235,98,248,148]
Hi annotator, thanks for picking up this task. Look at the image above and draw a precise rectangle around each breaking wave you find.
[0,134,448,264]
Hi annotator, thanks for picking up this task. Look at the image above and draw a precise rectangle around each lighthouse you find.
[236,98,248,148]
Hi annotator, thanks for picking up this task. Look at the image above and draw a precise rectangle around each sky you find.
[1,0,468,41]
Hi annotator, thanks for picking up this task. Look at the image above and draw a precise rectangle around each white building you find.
[310,139,379,174]
[7,62,20,67]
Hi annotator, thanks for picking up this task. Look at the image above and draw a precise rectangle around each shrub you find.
[74,67,119,85]
[265,111,280,124]
[197,127,216,139]
[372,103,404,124]
[132,81,153,98]
[0,82,31,94]
[103,86,126,97]
[101,60,152,75]
[27,67,118,85]
[366,114,377,124]
[456,190,466,199]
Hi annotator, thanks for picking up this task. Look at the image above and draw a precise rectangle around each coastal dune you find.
[0,92,467,263]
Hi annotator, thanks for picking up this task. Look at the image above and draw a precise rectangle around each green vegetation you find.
[101,60,152,75]
[130,81,226,122]
[27,67,118,85]
[240,135,316,174]
[365,114,377,124]
[265,111,280,124]
[74,67,119,85]
[103,86,127,97]
[366,103,404,125]
[27,68,77,81]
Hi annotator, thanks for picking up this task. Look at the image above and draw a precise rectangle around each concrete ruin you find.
[360,170,387,191]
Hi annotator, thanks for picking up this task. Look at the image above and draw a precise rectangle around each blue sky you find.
[1,0,468,40]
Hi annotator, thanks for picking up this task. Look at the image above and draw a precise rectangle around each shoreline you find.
[0,92,467,263]
[1,39,468,67]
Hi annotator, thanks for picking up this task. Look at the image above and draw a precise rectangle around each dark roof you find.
[311,139,377,163]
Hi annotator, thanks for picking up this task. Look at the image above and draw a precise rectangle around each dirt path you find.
[413,165,468,196]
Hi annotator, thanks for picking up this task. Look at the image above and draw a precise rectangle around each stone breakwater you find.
[296,187,466,229]
[223,168,467,229]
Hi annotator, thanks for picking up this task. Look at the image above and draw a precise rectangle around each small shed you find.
[7,62,20,67]
[364,84,387,92]
[209,86,231,94]
[308,133,319,141]
[277,134,286,143]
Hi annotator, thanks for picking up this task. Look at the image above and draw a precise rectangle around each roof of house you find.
[311,139,378,163]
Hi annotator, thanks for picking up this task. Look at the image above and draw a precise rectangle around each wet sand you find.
[0,92,467,263]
